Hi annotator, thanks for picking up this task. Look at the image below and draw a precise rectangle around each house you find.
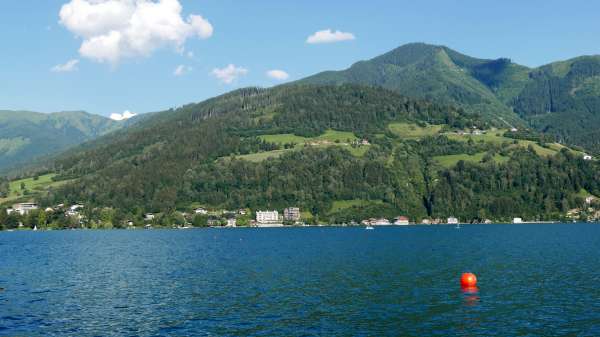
[227,218,237,227]
[12,203,38,215]
[144,213,155,221]
[360,139,370,145]
[374,218,391,226]
[194,208,208,215]
[583,154,593,161]
[256,210,279,224]
[510,127,518,132]
[70,204,84,211]
[237,209,247,215]
[393,216,410,225]
[421,219,432,225]
[586,196,597,205]
[484,219,493,224]
[447,217,459,225]
[6,208,14,215]
[283,207,301,221]
[513,217,523,224]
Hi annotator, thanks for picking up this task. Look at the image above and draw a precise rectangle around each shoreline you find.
[1,221,596,232]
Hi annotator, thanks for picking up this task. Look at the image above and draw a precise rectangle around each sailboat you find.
[33,225,38,231]
[365,224,375,230]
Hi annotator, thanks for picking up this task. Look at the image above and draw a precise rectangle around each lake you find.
[1,224,600,336]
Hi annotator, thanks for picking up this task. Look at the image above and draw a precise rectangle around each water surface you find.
[1,224,600,336]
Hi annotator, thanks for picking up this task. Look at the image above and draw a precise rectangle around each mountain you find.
[299,43,529,125]
[3,84,598,229]
[299,43,600,153]
[512,56,600,151]
[0,110,123,172]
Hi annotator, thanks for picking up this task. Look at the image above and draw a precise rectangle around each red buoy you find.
[460,272,477,288]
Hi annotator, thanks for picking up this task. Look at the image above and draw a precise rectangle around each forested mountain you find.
[4,43,600,228]
[2,84,597,227]
[300,43,600,153]
[0,110,125,172]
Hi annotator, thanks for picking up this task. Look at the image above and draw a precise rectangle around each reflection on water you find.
[2,224,600,336]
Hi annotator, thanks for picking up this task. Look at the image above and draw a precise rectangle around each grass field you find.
[445,130,568,157]
[388,123,442,138]
[258,130,358,146]
[231,150,290,163]
[224,130,369,162]
[330,199,384,212]
[0,173,68,205]
[434,152,510,168]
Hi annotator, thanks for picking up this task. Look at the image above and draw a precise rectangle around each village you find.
[3,197,600,231]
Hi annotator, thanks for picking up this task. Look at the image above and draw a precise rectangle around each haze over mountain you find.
[0,110,125,172]
[300,43,600,152]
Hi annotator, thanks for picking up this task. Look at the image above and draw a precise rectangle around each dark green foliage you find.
[432,149,600,221]
[23,82,598,225]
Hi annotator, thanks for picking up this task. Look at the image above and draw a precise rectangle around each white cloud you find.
[51,59,80,72]
[211,64,248,84]
[110,110,137,121]
[306,29,355,44]
[266,69,289,81]
[186,51,194,58]
[173,64,191,76]
[59,0,213,64]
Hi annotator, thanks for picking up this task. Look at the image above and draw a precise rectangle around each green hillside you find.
[299,43,600,154]
[0,110,124,172]
[299,43,527,126]
[3,84,598,227]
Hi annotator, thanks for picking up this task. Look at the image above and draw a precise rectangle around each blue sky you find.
[1,0,599,118]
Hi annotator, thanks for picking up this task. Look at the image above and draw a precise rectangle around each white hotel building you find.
[256,211,280,224]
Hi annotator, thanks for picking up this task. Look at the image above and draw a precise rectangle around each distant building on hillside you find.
[513,217,523,224]
[583,154,593,161]
[227,218,237,227]
[194,208,208,215]
[394,216,410,225]
[256,210,279,224]
[12,203,38,215]
[144,213,155,221]
[447,217,459,225]
[283,207,301,221]
[586,196,597,205]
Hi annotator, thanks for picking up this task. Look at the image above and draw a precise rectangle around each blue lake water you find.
[1,224,600,336]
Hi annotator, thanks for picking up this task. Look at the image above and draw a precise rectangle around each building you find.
[283,207,301,221]
[586,196,597,205]
[227,218,237,227]
[12,203,38,215]
[447,217,459,225]
[144,213,155,221]
[421,219,432,225]
[256,211,279,224]
[374,218,391,226]
[70,204,84,211]
[510,127,518,132]
[584,154,593,161]
[194,208,208,215]
[394,216,410,225]
[513,217,523,224]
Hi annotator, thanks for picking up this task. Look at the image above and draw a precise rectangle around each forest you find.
[0,83,595,229]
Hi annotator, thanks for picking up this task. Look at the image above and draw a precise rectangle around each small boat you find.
[365,225,375,230]
[33,225,38,231]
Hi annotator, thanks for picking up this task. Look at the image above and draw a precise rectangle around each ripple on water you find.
[1,225,600,336]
